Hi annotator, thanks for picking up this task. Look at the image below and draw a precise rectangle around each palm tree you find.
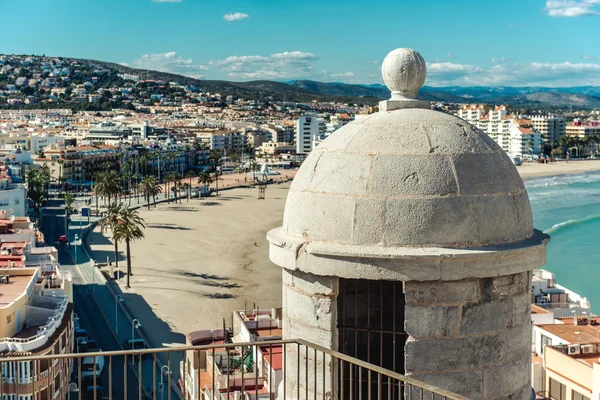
[113,207,145,289]
[99,203,124,271]
[140,176,162,210]
[198,171,212,198]
[213,170,223,196]
[171,172,182,203]
[185,171,195,201]
[64,192,74,228]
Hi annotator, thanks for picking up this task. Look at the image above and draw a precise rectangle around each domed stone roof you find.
[282,49,533,249]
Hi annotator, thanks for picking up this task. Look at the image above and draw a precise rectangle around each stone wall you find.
[281,268,338,399]
[404,271,533,399]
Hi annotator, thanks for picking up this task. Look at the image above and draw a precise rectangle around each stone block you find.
[289,152,321,191]
[282,268,338,297]
[284,191,354,242]
[511,292,533,328]
[483,357,530,398]
[483,272,530,300]
[460,299,511,334]
[407,370,484,400]
[475,194,523,244]
[284,286,336,331]
[284,318,337,349]
[427,118,494,154]
[296,250,441,282]
[405,326,529,373]
[317,122,363,152]
[281,344,335,400]
[405,336,486,372]
[440,247,543,281]
[369,154,458,197]
[405,279,481,305]
[308,152,372,195]
[514,191,534,236]
[405,305,459,338]
[452,153,522,195]
[352,198,385,245]
[384,197,478,246]
[342,120,432,155]
[481,325,530,366]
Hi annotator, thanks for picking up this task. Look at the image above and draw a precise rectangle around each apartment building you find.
[0,166,26,217]
[544,342,598,400]
[195,130,247,152]
[294,115,325,154]
[566,121,600,138]
[0,268,73,400]
[531,115,566,143]
[181,308,282,399]
[457,104,489,124]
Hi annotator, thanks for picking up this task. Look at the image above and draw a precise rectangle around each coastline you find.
[516,160,600,181]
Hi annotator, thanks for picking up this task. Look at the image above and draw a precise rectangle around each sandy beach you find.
[90,182,290,346]
[516,159,600,180]
[88,160,600,346]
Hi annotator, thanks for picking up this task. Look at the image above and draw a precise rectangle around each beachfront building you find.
[506,117,543,159]
[0,166,26,216]
[195,130,247,152]
[531,269,591,317]
[457,104,489,124]
[566,120,600,138]
[294,115,325,154]
[268,48,549,399]
[0,212,73,399]
[181,308,282,399]
[531,115,566,143]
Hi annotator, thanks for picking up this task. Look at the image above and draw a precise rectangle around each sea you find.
[527,170,600,314]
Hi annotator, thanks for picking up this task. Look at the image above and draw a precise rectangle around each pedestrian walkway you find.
[66,219,182,399]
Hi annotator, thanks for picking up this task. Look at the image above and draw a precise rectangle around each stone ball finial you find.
[381,48,426,100]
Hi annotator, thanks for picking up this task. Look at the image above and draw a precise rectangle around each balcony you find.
[0,339,466,400]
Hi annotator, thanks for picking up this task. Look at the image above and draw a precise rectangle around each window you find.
[541,334,552,355]
[13,198,19,205]
[549,378,567,400]
[6,315,10,323]
[572,390,590,400]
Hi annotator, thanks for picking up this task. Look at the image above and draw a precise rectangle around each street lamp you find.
[131,319,142,365]
[115,295,124,335]
[76,337,85,353]
[160,365,170,400]
[73,234,79,264]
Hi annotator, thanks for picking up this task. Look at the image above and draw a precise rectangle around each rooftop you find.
[0,273,34,306]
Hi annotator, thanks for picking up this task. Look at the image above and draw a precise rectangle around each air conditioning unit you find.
[581,344,594,354]
[568,344,581,355]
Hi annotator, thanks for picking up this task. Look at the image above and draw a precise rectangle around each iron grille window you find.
[337,279,406,399]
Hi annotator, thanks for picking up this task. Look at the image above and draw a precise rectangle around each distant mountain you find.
[288,80,600,108]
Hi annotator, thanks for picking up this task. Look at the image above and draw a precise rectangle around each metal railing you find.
[0,339,467,400]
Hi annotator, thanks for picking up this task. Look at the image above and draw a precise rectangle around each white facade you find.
[295,115,325,154]
[507,118,542,159]
[531,115,566,143]
[0,181,26,217]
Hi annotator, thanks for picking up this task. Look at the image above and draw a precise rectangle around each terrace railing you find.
[0,339,467,400]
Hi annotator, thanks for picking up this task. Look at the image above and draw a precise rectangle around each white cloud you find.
[425,60,600,86]
[490,57,507,64]
[209,51,356,82]
[330,72,355,78]
[366,60,380,65]
[223,12,249,21]
[446,53,457,59]
[132,52,208,79]
[152,0,181,2]
[545,0,600,17]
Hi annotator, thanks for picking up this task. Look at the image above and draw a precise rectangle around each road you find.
[59,246,143,399]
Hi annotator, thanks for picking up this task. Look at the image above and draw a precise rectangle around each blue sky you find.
[2,0,600,86]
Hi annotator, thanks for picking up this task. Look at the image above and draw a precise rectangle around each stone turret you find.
[268,48,549,399]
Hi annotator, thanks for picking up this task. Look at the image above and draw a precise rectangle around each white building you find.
[0,175,26,217]
[295,115,325,154]
[531,115,566,143]
[506,118,543,159]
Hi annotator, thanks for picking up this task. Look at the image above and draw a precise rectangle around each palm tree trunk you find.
[147,195,150,210]
[126,239,132,288]
[114,240,119,270]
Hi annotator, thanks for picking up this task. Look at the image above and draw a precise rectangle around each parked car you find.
[124,338,148,357]
[59,235,68,244]
[75,329,89,342]
[80,355,105,378]
[80,339,101,353]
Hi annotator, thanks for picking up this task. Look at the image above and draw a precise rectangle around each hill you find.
[289,80,600,108]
